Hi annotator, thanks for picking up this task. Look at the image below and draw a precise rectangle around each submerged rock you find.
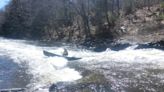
[49,71,113,92]
[136,40,164,50]
[49,82,113,92]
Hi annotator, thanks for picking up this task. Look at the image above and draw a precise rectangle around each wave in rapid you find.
[0,38,81,91]
[67,45,164,92]
[69,45,164,66]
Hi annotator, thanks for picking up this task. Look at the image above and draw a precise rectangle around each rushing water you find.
[0,37,164,92]
[0,38,81,91]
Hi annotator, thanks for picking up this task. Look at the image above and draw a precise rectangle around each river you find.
[0,37,164,92]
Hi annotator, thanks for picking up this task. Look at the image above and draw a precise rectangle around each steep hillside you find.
[115,4,164,44]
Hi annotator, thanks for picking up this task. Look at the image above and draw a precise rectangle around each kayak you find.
[43,50,81,61]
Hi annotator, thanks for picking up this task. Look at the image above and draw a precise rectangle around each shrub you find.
[160,2,164,9]
[159,14,164,20]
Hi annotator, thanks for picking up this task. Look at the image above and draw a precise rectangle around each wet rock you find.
[109,43,131,51]
[81,38,110,52]
[136,40,164,50]
[82,38,132,52]
[93,45,107,52]
[49,72,114,92]
[49,82,114,92]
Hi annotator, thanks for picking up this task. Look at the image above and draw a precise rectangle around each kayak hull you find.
[43,50,81,61]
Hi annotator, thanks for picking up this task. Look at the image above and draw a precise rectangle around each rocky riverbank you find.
[115,4,164,44]
[84,4,164,51]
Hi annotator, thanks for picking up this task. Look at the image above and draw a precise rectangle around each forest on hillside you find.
[0,0,163,43]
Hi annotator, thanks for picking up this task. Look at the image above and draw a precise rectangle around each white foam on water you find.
[0,38,81,91]
[67,45,164,92]
[69,46,164,67]
[0,37,164,91]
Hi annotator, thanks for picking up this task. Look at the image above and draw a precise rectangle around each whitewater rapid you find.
[68,44,164,92]
[0,38,81,91]
[0,37,164,92]
[67,45,164,67]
